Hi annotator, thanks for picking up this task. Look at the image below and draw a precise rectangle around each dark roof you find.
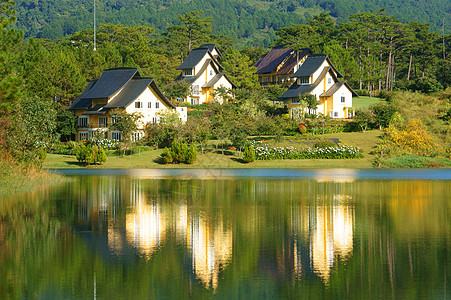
[198,44,222,57]
[280,67,329,99]
[175,59,213,84]
[276,48,310,75]
[321,81,359,97]
[81,68,140,99]
[176,48,209,70]
[291,54,343,78]
[82,104,108,115]
[176,47,224,71]
[70,81,96,110]
[71,68,175,112]
[202,73,237,89]
[104,78,153,109]
[255,46,293,74]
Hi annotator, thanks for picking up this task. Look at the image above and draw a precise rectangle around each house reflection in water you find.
[291,193,354,283]
[74,178,233,290]
[187,213,233,290]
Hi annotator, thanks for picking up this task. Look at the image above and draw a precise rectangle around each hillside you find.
[13,0,450,46]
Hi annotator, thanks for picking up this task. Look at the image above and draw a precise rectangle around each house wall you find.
[125,86,174,127]
[330,85,353,118]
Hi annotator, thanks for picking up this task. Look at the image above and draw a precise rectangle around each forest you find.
[11,0,450,46]
[1,0,450,181]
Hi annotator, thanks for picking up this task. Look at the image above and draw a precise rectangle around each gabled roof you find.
[176,45,224,71]
[276,48,311,75]
[280,67,330,99]
[202,73,237,89]
[255,46,293,74]
[81,67,140,99]
[320,81,359,97]
[70,81,97,110]
[198,44,222,57]
[291,54,343,78]
[175,59,213,84]
[71,68,175,113]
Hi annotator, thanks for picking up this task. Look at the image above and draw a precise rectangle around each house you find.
[174,44,235,105]
[279,54,358,119]
[70,67,187,141]
[254,46,311,86]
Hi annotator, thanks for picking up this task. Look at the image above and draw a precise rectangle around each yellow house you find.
[279,54,358,119]
[70,67,187,141]
[255,46,311,86]
[174,44,236,104]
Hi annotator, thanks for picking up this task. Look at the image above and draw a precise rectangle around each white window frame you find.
[155,102,159,109]
[79,131,89,141]
[299,77,309,85]
[192,85,200,95]
[111,115,117,125]
[78,116,88,128]
[341,96,346,103]
[135,101,142,108]
[111,131,122,141]
[99,116,108,127]
[184,69,193,76]
[148,102,152,109]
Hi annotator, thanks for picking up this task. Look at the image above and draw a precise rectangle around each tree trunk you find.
[407,51,412,80]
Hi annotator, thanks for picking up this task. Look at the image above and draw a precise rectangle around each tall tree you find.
[221,48,259,89]
[165,11,212,62]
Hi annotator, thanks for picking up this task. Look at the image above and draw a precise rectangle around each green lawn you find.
[353,96,384,110]
[44,130,383,169]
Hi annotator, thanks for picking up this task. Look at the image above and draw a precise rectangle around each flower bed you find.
[250,141,363,160]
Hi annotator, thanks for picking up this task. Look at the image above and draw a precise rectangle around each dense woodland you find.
[11,0,450,46]
[1,0,450,173]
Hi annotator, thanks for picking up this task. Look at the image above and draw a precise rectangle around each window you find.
[190,98,199,105]
[79,132,89,141]
[334,112,338,117]
[111,115,117,125]
[155,102,159,109]
[135,101,142,108]
[111,131,122,141]
[192,85,200,95]
[148,102,152,109]
[78,116,88,127]
[341,96,346,103]
[210,70,213,76]
[99,116,107,127]
[184,69,193,76]
[299,77,309,84]
[328,78,332,84]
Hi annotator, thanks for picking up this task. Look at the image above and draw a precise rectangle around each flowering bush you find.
[94,139,121,150]
[249,141,362,160]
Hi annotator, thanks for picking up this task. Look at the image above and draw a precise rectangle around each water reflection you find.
[290,192,354,283]
[73,177,233,290]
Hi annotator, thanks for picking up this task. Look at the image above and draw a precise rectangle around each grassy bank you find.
[44,130,384,169]
[0,159,67,195]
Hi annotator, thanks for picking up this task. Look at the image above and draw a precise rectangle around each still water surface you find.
[1,169,450,299]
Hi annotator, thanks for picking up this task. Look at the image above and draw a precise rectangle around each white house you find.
[70,67,187,141]
[174,44,235,105]
[279,54,358,119]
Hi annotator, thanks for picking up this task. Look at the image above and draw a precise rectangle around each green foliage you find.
[160,140,197,164]
[163,81,191,100]
[354,109,375,133]
[220,47,259,89]
[76,143,107,165]
[56,106,76,141]
[370,102,398,129]
[242,142,255,163]
[378,154,451,168]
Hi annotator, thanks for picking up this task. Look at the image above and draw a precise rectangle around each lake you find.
[1,169,450,299]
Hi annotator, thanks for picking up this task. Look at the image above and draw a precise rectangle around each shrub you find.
[160,140,197,164]
[314,139,337,148]
[76,143,107,165]
[243,142,256,163]
[186,144,198,164]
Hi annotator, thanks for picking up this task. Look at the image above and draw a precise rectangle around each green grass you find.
[353,96,384,110]
[0,159,67,195]
[379,155,451,168]
[44,130,384,169]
